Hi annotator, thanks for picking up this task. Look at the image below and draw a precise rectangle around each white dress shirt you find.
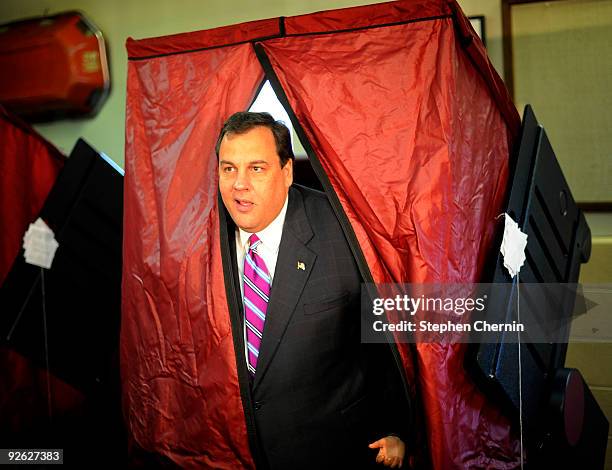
[235,195,288,370]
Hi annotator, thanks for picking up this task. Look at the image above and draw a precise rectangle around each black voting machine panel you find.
[466,106,608,468]
[0,139,125,463]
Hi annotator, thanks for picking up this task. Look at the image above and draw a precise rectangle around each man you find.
[217,112,410,469]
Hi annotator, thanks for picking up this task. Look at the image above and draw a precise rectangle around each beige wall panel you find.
[513,0,612,203]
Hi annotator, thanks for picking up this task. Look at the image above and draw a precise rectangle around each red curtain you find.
[123,40,265,468]
[123,1,522,467]
[0,106,64,286]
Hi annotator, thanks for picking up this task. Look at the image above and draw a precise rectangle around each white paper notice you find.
[500,213,528,278]
[22,218,59,269]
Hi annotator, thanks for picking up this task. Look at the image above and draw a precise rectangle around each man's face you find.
[219,126,293,233]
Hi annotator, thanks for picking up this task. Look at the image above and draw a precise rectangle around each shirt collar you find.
[238,194,289,253]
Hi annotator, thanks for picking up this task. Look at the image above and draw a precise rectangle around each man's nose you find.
[233,170,250,190]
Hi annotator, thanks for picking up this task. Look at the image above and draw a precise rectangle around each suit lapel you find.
[253,187,315,391]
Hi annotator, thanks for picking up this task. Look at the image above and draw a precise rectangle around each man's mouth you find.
[234,198,254,213]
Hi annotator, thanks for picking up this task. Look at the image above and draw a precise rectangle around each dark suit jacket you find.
[225,184,410,470]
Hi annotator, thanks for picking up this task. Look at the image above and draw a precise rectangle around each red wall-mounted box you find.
[0,11,110,121]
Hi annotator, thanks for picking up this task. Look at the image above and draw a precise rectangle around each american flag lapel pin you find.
[297,261,305,271]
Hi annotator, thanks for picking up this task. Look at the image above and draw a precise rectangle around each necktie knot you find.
[248,234,261,253]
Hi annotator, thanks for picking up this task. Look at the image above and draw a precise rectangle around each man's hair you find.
[215,112,295,167]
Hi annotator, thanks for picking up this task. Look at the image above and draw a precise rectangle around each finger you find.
[369,439,384,449]
[376,450,386,464]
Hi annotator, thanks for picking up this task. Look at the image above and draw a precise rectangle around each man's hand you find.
[369,435,405,468]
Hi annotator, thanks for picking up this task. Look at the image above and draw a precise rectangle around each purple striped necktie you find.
[243,234,271,377]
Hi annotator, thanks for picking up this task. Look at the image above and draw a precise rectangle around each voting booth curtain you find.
[123,0,522,468]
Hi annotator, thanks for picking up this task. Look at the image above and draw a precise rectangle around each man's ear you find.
[283,158,294,187]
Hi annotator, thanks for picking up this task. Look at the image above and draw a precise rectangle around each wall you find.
[512,0,612,203]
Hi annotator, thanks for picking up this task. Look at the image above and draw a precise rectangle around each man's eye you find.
[222,166,235,173]
[252,166,263,172]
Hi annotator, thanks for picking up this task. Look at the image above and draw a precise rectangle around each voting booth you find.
[122,1,526,467]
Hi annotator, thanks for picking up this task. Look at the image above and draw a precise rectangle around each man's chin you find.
[230,214,257,233]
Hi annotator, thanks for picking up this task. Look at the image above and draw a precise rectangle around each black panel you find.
[465,106,608,467]
[0,138,123,393]
[0,138,125,464]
